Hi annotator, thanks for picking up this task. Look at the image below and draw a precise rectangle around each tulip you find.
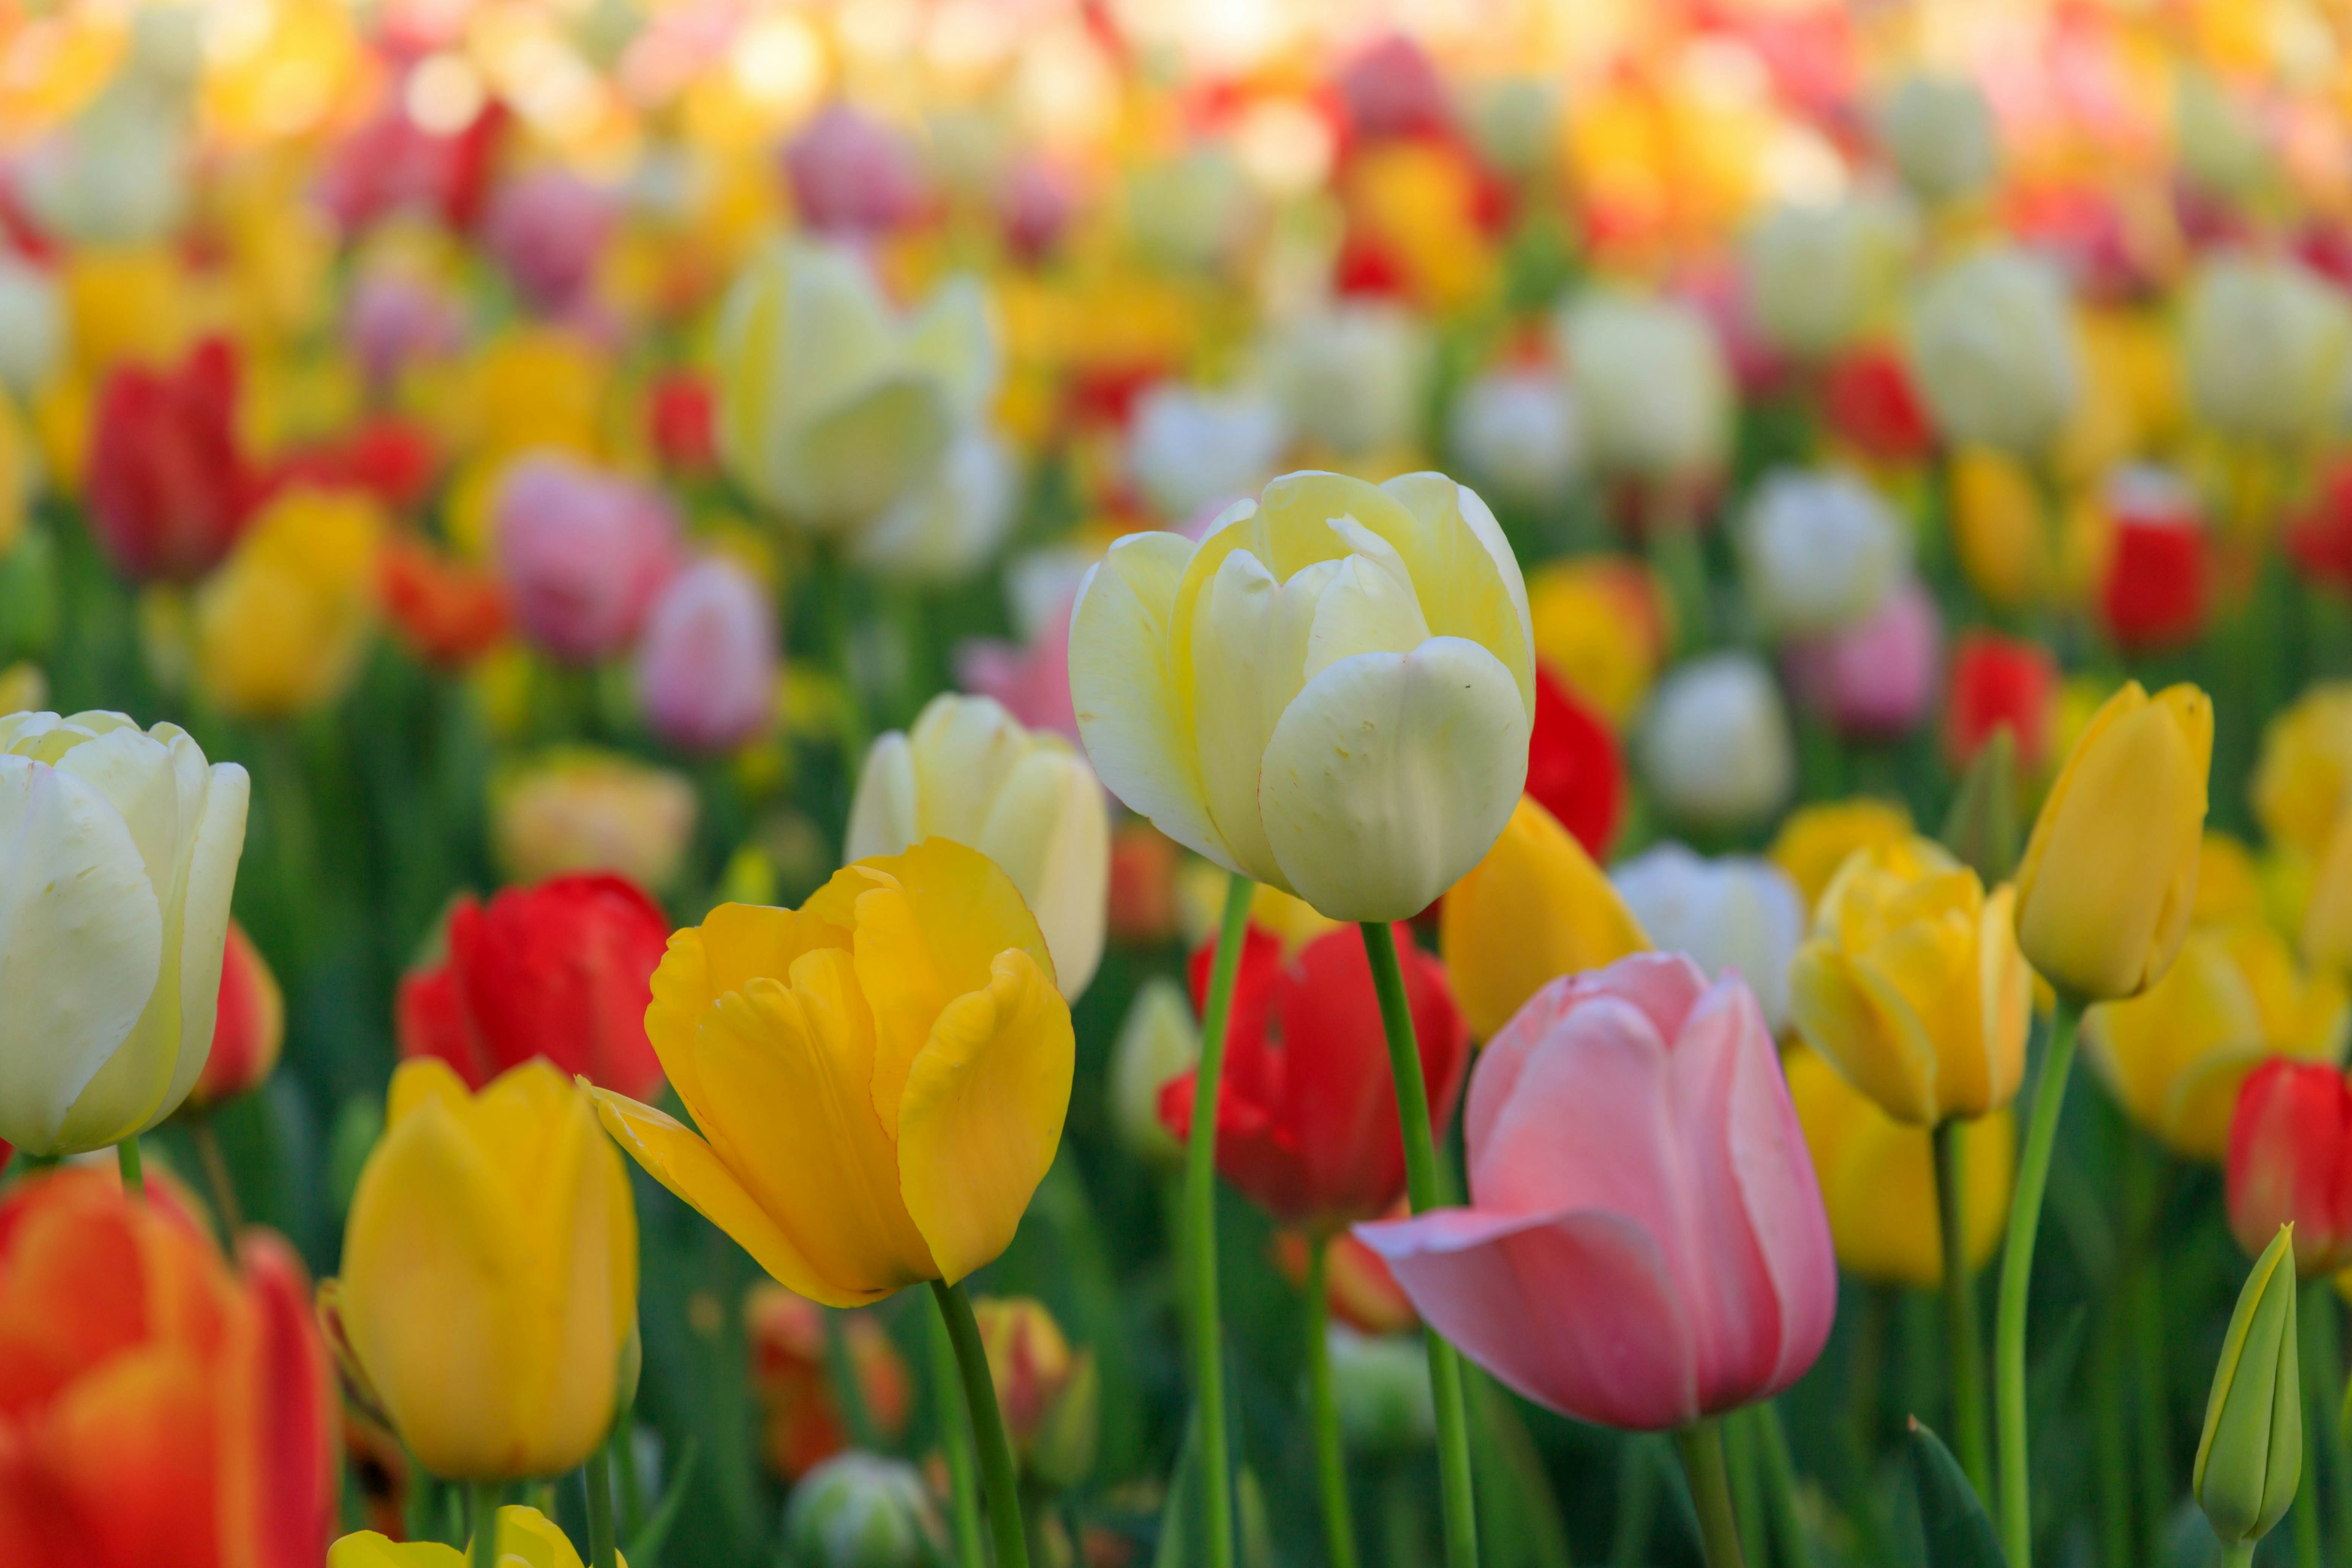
[1107,976,1200,1167]
[1158,921,1469,1232]
[19,47,189,247]
[454,326,612,464]
[481,168,617,315]
[2253,682,2352,861]
[2182,255,2352,449]
[1909,248,2082,458]
[783,1453,941,1568]
[1736,467,1908,636]
[1446,364,1583,508]
[2228,1060,2352,1276]
[396,872,674,1101]
[1525,663,1626,858]
[1823,345,1937,467]
[846,693,1110,999]
[633,556,781,753]
[338,1057,638,1481]
[1264,301,1433,458]
[851,426,1019,582]
[1782,579,1943,740]
[332,1506,628,1568]
[1787,836,2030,1125]
[0,1167,337,1567]
[0,710,248,1155]
[590,839,1072,1303]
[1769,798,1916,912]
[1945,632,2057,774]
[345,268,464,393]
[2085,920,2348,1161]
[1879,73,1998,203]
[1787,1044,2013,1289]
[2302,810,2352,974]
[1070,469,1534,922]
[973,1296,1098,1483]
[1555,290,1733,481]
[193,486,385,719]
[1743,197,1909,361]
[491,748,698,891]
[747,1287,913,1482]
[1128,382,1291,526]
[1526,555,1668,728]
[380,533,510,669]
[2195,1225,2302,1562]
[85,337,258,582]
[783,102,930,240]
[187,917,284,1110]
[1612,843,1807,1035]
[0,247,61,399]
[1355,952,1837,1430]
[2014,680,2212,1003]
[492,454,682,666]
[1439,796,1649,1041]
[1637,652,1795,831]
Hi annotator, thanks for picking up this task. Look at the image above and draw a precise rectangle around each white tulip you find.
[1555,291,1732,480]
[1128,383,1291,526]
[1638,653,1795,829]
[1744,197,1911,360]
[1909,247,2082,457]
[851,425,1020,583]
[0,251,61,400]
[2182,255,2352,449]
[1879,74,1998,205]
[1612,843,1807,1033]
[846,693,1110,999]
[1446,364,1581,508]
[0,712,249,1155]
[1264,302,1432,458]
[1107,976,1200,1167]
[1738,467,1909,636]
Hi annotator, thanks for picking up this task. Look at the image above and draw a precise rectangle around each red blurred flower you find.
[2100,513,2206,652]
[2226,1059,2352,1278]
[187,919,283,1114]
[1943,631,2058,774]
[1106,820,1180,946]
[647,372,717,473]
[2288,459,2352,592]
[745,1286,911,1482]
[1333,33,1452,144]
[396,873,671,1099]
[1526,664,1624,858]
[1159,923,1470,1234]
[85,339,260,582]
[379,533,510,668]
[272,418,439,513]
[317,91,507,235]
[1273,1223,1418,1335]
[0,1168,336,1567]
[1822,345,1934,467]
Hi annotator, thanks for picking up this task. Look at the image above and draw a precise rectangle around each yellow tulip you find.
[1438,796,1649,1041]
[331,1505,625,1567]
[2303,811,2352,974]
[1769,798,1915,913]
[2199,832,2272,929]
[490,748,699,892]
[1786,1046,2014,1288]
[2254,683,2352,861]
[192,486,382,719]
[338,1059,638,1482]
[2084,921,2349,1161]
[590,839,1074,1305]
[2013,680,2212,1003]
[1789,836,2032,1125]
[1525,556,1666,727]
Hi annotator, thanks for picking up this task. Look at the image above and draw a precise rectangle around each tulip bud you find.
[492,455,682,666]
[784,1452,941,1568]
[2255,683,2352,862]
[1743,197,1909,361]
[1781,579,1943,741]
[1945,633,2057,775]
[491,748,698,892]
[633,556,781,754]
[1737,467,1907,636]
[193,487,385,720]
[1613,844,1806,1035]
[186,918,283,1111]
[1554,290,1732,481]
[2195,1225,2302,1553]
[1878,74,1998,205]
[783,104,930,241]
[481,168,616,315]
[1637,652,1796,831]
[1107,977,1200,1167]
[1939,727,2022,886]
[1329,1325,1437,1453]
[1264,301,1432,458]
[1909,248,2082,458]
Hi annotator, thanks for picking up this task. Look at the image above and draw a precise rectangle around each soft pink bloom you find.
[1335,34,1451,141]
[999,158,1079,263]
[481,168,617,314]
[1781,578,1942,739]
[345,271,464,393]
[1355,953,1836,1431]
[632,556,780,753]
[782,103,928,239]
[954,597,1077,744]
[493,454,681,664]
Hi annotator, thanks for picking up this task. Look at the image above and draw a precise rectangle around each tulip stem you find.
[824,1309,881,1450]
[1184,874,1254,1568]
[191,1115,244,1236]
[1932,1118,1991,1497]
[1675,1419,1748,1568]
[584,1443,617,1568]
[116,1134,143,1199]
[1303,1237,1362,1568]
[931,1279,1032,1568]
[469,1482,502,1568]
[929,1294,988,1568]
[1995,995,2082,1568]
[2222,1544,2258,1568]
[1362,919,1479,1568]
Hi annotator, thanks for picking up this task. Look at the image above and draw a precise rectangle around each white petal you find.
[157,760,248,1129]
[1376,473,1537,716]
[977,749,1110,1001]
[1187,547,1327,889]
[1303,523,1433,684]
[903,274,998,420]
[905,694,1030,844]
[845,729,920,864]
[1259,637,1531,922]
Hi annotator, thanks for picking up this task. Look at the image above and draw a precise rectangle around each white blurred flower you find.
[1908,247,2082,456]
[2182,255,2352,449]
[0,251,61,399]
[1555,292,1732,481]
[1107,976,1199,1167]
[1446,364,1581,508]
[1127,383,1289,525]
[1879,74,1997,205]
[1738,468,1909,636]
[1744,197,1911,360]
[1611,843,1807,1033]
[851,426,1020,583]
[1264,301,1433,457]
[1638,652,1795,830]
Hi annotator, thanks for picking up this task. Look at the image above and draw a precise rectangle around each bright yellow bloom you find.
[1343,142,1498,314]
[1439,796,1649,1041]
[438,326,611,463]
[1789,837,2031,1125]
[1947,449,2104,613]
[591,839,1074,1305]
[2199,832,2272,929]
[2303,811,2352,974]
[2255,684,2352,861]
[1525,558,1666,728]
[2084,921,2349,1161]
[2014,680,2212,1003]
[338,1060,638,1482]
[1786,1046,2013,1288]
[1770,799,1915,913]
[331,1505,627,1567]
[62,244,191,378]
[192,486,382,718]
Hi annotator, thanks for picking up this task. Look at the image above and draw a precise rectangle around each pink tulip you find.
[1355,953,1836,1431]
[1781,578,1942,739]
[954,594,1078,744]
[782,103,929,240]
[345,271,463,393]
[493,454,681,664]
[481,168,617,314]
[633,556,780,753]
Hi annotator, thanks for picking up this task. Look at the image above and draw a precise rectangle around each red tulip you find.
[85,339,260,582]
[1527,664,1626,858]
[1945,631,2058,772]
[0,1168,336,1567]
[2100,491,2207,652]
[1158,923,1471,1235]
[647,371,717,473]
[745,1287,912,1482]
[396,873,672,1099]
[2226,1059,2352,1278]
[379,533,510,669]
[1822,345,1934,467]
[187,919,284,1112]
[2287,458,2352,593]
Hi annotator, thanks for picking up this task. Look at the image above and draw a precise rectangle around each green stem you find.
[191,1115,244,1237]
[1996,997,2082,1568]
[1185,875,1253,1568]
[2307,1282,2352,1553]
[1674,1420,1748,1568]
[469,1482,502,1568]
[1305,1237,1362,1568]
[2294,1458,2323,1568]
[584,1444,617,1568]
[2123,1136,2173,1547]
[824,1310,881,1450]
[116,1134,143,1199]
[2222,1542,2258,1568]
[1361,920,1478,1568]
[931,1279,1031,1568]
[1755,1401,1819,1568]
[1932,1118,1991,1497]
[930,1295,987,1568]
[611,1421,646,1540]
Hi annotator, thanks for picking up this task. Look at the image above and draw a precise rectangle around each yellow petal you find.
[329,1532,464,1567]
[386,1055,473,1128]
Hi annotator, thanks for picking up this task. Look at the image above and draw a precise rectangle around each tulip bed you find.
[11,7,2352,1568]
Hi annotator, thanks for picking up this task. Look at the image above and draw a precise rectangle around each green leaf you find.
[623,1439,698,1567]
[1908,1418,2008,1568]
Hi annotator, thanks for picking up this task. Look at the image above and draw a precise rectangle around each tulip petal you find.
[1377,473,1537,713]
[1789,943,1939,1125]
[843,729,921,862]
[42,1343,219,1562]
[1259,638,1530,922]
[329,1532,464,1567]
[226,1232,338,1568]
[1186,545,1327,887]
[154,761,247,1131]
[976,749,1109,1000]
[899,948,1074,1284]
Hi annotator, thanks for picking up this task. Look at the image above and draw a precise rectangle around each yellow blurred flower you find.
[2198,832,2272,929]
[0,661,45,716]
[1525,556,1668,727]
[331,1504,626,1567]
[1770,799,1916,913]
[1343,141,1498,314]
[2056,306,2183,483]
[2301,810,2352,974]
[1947,449,2103,612]
[337,1060,638,1482]
[192,486,383,719]
[61,244,190,379]
[491,748,698,892]
[2254,682,2352,861]
[590,839,1074,1303]
[435,326,612,464]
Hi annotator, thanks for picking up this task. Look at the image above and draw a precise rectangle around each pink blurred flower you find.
[345,270,464,393]
[1781,578,1942,739]
[1355,954,1836,1431]
[492,454,680,664]
[999,159,1079,263]
[782,103,929,239]
[1335,34,1452,143]
[954,579,1079,744]
[632,556,780,753]
[481,168,617,314]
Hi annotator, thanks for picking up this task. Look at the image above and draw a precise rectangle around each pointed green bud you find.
[1940,725,2021,884]
[2195,1223,2302,1548]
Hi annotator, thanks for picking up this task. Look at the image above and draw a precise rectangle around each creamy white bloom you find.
[1128,383,1291,525]
[1264,302,1433,458]
[851,426,1020,582]
[1879,74,1997,205]
[846,693,1110,998]
[1125,148,1253,274]
[1638,653,1795,829]
[1555,292,1732,480]
[1612,843,1807,1033]
[1107,976,1199,1167]
[1071,470,1533,922]
[1744,197,1911,360]
[1909,247,2082,456]
[0,251,61,400]
[1446,364,1582,507]
[0,711,249,1154]
[1739,467,1909,636]
[2176,72,2273,203]
[1458,77,1560,181]
[2182,255,2352,449]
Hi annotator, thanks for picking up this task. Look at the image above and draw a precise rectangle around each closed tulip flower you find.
[1556,290,1733,481]
[338,1058,638,1481]
[0,710,248,1155]
[1743,197,1909,361]
[1782,579,1943,740]
[0,1168,336,1567]
[1787,1046,2013,1288]
[633,557,781,753]
[1946,633,2058,773]
[1527,556,1669,728]
[2086,920,2348,1161]
[1264,301,1432,459]
[193,486,385,720]
[847,694,1109,1000]
[1071,469,1534,922]
[2183,255,2352,449]
[2014,680,2212,1002]
[1789,837,2032,1125]
[0,247,60,399]
[333,1506,627,1568]
[783,102,931,241]
[1909,249,2082,458]
[1356,954,1837,1430]
[1446,364,1583,508]
[2195,1226,2302,1558]
[493,455,682,666]
[1638,652,1796,831]
[590,839,1073,1304]
[1612,843,1807,1035]
[1879,73,1999,204]
[1159,921,1469,1232]
[2228,1060,2352,1276]
[187,918,283,1110]
[86,337,259,582]
[481,168,617,315]
[1770,799,1915,913]
[2253,684,2352,861]
[1737,467,1908,636]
